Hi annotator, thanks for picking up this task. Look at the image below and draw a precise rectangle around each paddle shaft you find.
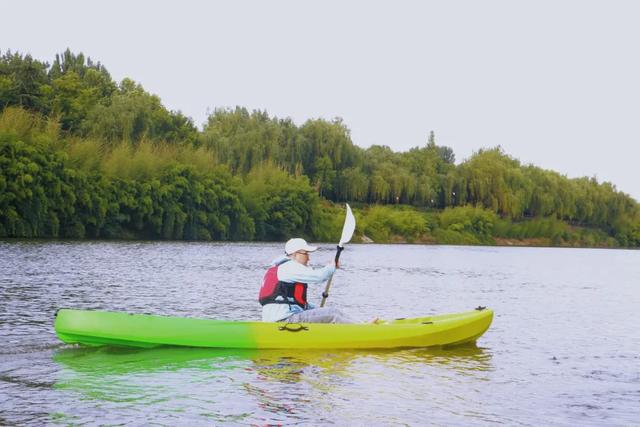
[320,245,343,307]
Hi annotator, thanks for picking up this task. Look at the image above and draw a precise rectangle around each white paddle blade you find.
[339,203,356,247]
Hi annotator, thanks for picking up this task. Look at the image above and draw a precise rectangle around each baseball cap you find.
[284,238,318,255]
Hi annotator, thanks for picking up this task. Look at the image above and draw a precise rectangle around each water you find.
[0,241,638,426]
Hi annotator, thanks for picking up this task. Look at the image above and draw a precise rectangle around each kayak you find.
[54,308,493,350]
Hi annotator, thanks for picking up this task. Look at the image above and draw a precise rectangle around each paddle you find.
[320,203,356,307]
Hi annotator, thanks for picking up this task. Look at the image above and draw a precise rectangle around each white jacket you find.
[261,256,336,322]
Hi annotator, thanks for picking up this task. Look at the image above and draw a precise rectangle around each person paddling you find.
[259,238,354,323]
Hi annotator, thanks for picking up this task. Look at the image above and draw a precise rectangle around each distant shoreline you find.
[1,236,636,251]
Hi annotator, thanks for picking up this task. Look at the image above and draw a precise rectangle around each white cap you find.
[285,238,318,255]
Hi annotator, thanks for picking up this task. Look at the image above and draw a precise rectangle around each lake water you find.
[0,241,638,426]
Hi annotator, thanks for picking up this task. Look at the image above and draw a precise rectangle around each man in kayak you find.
[259,238,354,323]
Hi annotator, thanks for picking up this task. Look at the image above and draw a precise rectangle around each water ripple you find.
[0,241,638,425]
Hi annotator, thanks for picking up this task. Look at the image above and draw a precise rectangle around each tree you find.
[0,51,51,112]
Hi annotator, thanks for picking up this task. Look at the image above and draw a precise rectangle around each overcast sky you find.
[3,0,639,200]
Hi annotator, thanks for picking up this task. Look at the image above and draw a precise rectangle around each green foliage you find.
[310,202,345,243]
[0,108,251,240]
[64,137,103,172]
[0,51,51,112]
[0,122,79,238]
[95,140,216,182]
[201,107,287,175]
[82,79,197,145]
[241,164,321,240]
[434,206,497,245]
[494,217,567,240]
[1,49,639,247]
[360,205,428,243]
[142,165,254,240]
[493,216,621,247]
[0,49,196,143]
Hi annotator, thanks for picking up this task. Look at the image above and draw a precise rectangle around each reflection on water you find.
[54,343,492,378]
[54,346,257,375]
[52,344,494,425]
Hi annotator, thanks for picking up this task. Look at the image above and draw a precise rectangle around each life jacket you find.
[258,262,308,309]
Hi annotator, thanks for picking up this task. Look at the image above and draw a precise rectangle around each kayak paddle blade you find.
[339,203,356,247]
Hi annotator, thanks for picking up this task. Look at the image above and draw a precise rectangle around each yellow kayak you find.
[54,307,493,350]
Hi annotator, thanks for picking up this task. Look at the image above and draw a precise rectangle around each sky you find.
[2,0,639,200]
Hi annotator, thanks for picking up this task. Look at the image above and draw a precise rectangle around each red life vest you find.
[258,263,308,309]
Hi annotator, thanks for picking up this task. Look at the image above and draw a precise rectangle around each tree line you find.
[1,50,639,246]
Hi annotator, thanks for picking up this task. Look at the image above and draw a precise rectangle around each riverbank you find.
[2,51,639,248]
[356,235,624,249]
[345,204,626,249]
[353,235,624,249]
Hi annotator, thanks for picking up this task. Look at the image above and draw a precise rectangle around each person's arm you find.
[278,261,336,284]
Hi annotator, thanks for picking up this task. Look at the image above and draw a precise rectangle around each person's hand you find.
[335,259,340,269]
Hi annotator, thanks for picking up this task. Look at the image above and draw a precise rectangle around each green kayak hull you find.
[54,308,493,350]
